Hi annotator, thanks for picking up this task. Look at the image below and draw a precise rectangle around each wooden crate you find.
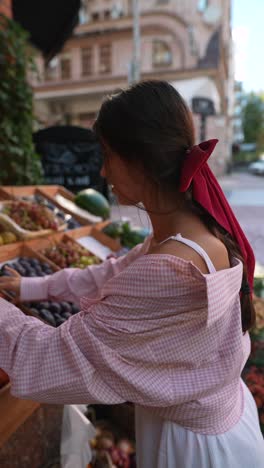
[0,242,59,316]
[0,241,59,271]
[0,185,54,200]
[38,185,102,225]
[67,225,121,253]
[28,227,120,266]
[0,383,39,448]
[0,185,103,225]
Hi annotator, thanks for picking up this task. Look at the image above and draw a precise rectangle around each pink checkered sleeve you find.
[0,254,200,406]
[0,297,125,404]
[20,241,146,305]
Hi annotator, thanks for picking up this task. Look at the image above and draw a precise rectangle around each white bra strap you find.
[159,233,217,273]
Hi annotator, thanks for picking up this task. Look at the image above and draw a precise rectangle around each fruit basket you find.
[0,200,67,240]
[67,225,120,260]
[0,242,83,328]
[38,185,103,224]
[0,185,82,231]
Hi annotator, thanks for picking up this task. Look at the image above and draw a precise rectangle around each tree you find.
[0,14,43,185]
[242,93,264,146]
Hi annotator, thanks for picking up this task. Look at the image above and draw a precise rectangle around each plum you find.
[39,301,50,309]
[53,312,62,321]
[30,308,40,317]
[49,302,62,314]
[71,304,80,314]
[29,258,40,267]
[15,265,26,276]
[55,317,66,327]
[61,312,72,320]
[43,267,53,275]
[39,309,56,326]
[60,302,72,314]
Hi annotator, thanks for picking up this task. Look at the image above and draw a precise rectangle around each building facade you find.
[233,81,245,145]
[33,0,233,176]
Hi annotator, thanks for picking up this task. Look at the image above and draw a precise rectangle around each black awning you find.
[12,0,81,61]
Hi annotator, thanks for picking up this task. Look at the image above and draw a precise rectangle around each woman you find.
[0,81,263,467]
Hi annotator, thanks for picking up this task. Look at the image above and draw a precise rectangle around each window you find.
[79,0,89,24]
[197,0,209,12]
[99,44,112,74]
[44,57,58,81]
[81,47,93,76]
[60,53,71,80]
[153,40,172,67]
[91,11,100,21]
[104,9,111,20]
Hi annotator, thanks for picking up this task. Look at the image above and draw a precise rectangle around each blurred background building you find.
[32,0,234,176]
[233,81,245,145]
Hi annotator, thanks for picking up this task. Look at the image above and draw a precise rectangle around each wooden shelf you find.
[0,384,39,448]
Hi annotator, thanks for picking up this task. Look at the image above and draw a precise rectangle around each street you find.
[111,170,264,272]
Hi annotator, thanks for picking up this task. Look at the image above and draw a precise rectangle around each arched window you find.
[153,40,172,67]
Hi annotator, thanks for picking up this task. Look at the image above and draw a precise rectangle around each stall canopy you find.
[12,0,81,61]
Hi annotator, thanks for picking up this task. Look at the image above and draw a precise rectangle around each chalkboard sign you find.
[33,126,108,197]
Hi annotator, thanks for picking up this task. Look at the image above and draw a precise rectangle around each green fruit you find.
[1,231,17,244]
[74,189,110,220]
[103,221,123,239]
[120,224,150,248]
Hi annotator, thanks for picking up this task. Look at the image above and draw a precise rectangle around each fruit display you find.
[0,228,17,245]
[25,300,79,327]
[89,421,136,468]
[33,194,81,230]
[0,257,54,278]
[2,200,62,231]
[75,188,110,220]
[43,239,101,269]
[0,258,79,327]
[103,220,150,249]
[252,296,264,336]
[243,366,264,433]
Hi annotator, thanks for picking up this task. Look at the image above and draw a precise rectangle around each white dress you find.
[135,235,264,468]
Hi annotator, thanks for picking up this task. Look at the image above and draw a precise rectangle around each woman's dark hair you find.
[94,80,255,333]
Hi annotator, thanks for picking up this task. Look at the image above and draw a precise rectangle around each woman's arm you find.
[0,241,147,306]
[0,255,208,408]
[0,298,125,404]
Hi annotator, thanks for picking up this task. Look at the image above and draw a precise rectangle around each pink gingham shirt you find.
[0,236,250,434]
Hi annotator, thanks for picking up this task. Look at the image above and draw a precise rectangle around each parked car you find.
[248,160,264,175]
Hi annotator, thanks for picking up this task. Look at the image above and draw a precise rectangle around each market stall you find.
[0,184,147,467]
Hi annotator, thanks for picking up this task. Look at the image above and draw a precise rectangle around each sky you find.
[232,0,264,92]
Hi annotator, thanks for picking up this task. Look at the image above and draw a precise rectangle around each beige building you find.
[33,0,233,176]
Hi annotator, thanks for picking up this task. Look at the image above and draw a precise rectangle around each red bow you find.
[179,139,255,289]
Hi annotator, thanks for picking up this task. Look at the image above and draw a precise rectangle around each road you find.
[110,171,264,272]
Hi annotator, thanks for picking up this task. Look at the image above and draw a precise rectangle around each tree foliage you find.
[242,93,264,146]
[0,14,43,185]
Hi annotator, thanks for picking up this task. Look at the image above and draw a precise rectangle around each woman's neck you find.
[147,207,208,244]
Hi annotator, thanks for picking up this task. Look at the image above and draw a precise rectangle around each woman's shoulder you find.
[145,233,231,275]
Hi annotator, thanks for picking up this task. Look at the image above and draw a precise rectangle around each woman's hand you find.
[0,267,21,298]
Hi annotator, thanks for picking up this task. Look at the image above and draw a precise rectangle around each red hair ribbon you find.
[179,139,255,289]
